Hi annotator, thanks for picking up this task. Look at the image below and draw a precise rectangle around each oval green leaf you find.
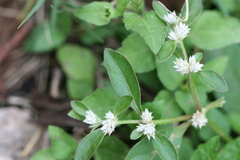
[194,52,203,62]
[123,11,167,54]
[74,129,105,160]
[130,129,142,140]
[191,136,219,160]
[117,33,155,73]
[152,132,178,160]
[180,0,202,25]
[157,41,176,62]
[114,95,133,116]
[74,2,119,26]
[125,138,161,160]
[104,49,141,115]
[48,126,78,160]
[70,100,89,117]
[152,1,168,21]
[68,110,85,121]
[197,69,228,92]
[188,11,240,50]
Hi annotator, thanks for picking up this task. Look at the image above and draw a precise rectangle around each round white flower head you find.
[188,56,204,73]
[141,109,153,124]
[83,110,101,128]
[136,109,156,140]
[163,11,179,26]
[168,22,190,41]
[136,123,156,140]
[173,55,204,75]
[101,111,118,135]
[191,109,208,129]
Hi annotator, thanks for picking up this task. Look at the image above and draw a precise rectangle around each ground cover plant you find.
[17,0,240,159]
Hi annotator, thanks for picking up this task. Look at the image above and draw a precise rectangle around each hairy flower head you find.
[191,109,208,129]
[136,109,156,140]
[101,111,118,135]
[83,110,101,128]
[168,22,190,41]
[173,55,203,75]
[163,11,179,26]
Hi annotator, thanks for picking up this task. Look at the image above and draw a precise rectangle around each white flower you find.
[188,56,204,73]
[173,55,203,75]
[136,123,156,140]
[191,109,208,129]
[101,111,118,135]
[168,22,190,41]
[136,109,156,140]
[83,110,101,128]
[141,109,153,124]
[163,11,179,26]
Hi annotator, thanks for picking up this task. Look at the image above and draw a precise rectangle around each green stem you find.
[205,97,225,112]
[153,115,192,125]
[207,120,232,143]
[188,72,202,111]
[117,115,192,125]
[117,120,141,125]
[179,41,188,60]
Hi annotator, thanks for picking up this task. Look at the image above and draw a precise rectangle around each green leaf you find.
[74,2,119,26]
[203,56,228,74]
[178,137,193,160]
[126,0,144,13]
[152,1,168,21]
[197,69,228,92]
[130,129,142,140]
[117,33,155,73]
[194,52,202,62]
[142,100,163,119]
[68,110,84,121]
[199,109,230,141]
[175,87,207,114]
[94,136,129,160]
[188,11,240,50]
[116,0,131,15]
[81,87,119,119]
[80,25,111,45]
[56,44,95,81]
[218,137,240,159]
[156,41,176,62]
[48,126,78,160]
[123,11,167,54]
[24,12,71,53]
[70,100,88,117]
[66,78,94,99]
[190,136,219,160]
[154,90,182,119]
[180,0,202,25]
[31,149,56,160]
[114,95,133,116]
[159,122,191,152]
[205,44,240,112]
[156,55,185,91]
[125,138,161,160]
[154,90,182,130]
[74,129,105,160]
[227,112,240,134]
[152,132,178,160]
[50,0,61,29]
[18,0,46,29]
[104,49,141,115]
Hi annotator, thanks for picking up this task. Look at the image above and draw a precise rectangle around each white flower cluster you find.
[101,111,118,135]
[163,11,179,26]
[136,109,156,140]
[163,12,190,41]
[83,110,101,128]
[83,110,118,135]
[191,109,208,129]
[173,55,204,75]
